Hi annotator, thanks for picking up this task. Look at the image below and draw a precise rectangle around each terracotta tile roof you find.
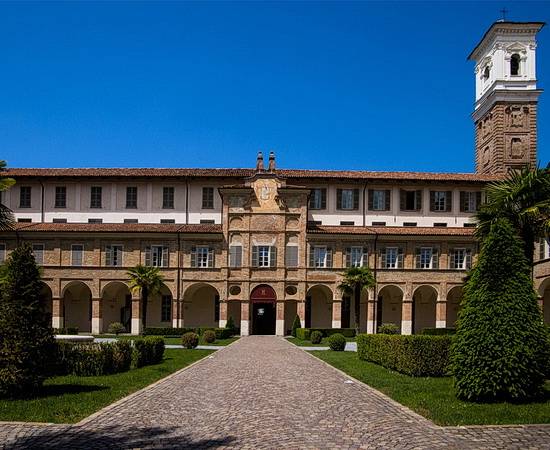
[5,168,501,183]
[308,225,476,236]
[11,222,222,234]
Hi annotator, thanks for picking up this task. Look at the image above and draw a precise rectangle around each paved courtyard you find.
[1,336,550,449]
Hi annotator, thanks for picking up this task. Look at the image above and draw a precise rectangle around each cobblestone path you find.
[1,336,550,449]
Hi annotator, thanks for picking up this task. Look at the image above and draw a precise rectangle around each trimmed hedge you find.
[56,341,132,376]
[53,327,79,335]
[295,328,355,340]
[143,326,233,339]
[181,332,199,349]
[421,327,456,336]
[377,323,400,335]
[328,333,346,351]
[310,330,323,344]
[132,336,165,368]
[203,330,216,343]
[357,334,452,377]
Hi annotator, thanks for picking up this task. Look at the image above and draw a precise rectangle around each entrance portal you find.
[250,285,276,335]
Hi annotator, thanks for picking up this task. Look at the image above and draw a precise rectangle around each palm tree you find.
[476,167,550,265]
[127,265,164,331]
[0,160,15,231]
[338,266,375,335]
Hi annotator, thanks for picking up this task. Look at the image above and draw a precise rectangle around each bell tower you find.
[468,21,545,174]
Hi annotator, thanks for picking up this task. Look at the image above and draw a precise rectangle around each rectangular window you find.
[309,188,327,210]
[163,187,174,209]
[403,222,417,227]
[200,219,215,224]
[337,188,359,210]
[416,247,437,269]
[126,186,138,209]
[450,248,472,270]
[400,190,422,211]
[430,191,452,212]
[346,246,367,268]
[369,189,391,211]
[105,245,123,267]
[19,186,31,208]
[52,218,67,223]
[251,245,276,268]
[372,221,386,226]
[88,218,103,223]
[161,295,172,322]
[434,222,448,227]
[229,245,242,268]
[55,186,66,208]
[202,187,214,209]
[146,245,168,267]
[17,218,32,223]
[90,186,102,208]
[460,191,482,213]
[340,221,354,226]
[285,245,298,268]
[311,246,332,269]
[160,219,175,224]
[381,247,403,269]
[191,246,214,268]
[463,223,476,228]
[71,244,84,267]
[32,243,44,265]
[124,219,138,223]
[0,243,5,263]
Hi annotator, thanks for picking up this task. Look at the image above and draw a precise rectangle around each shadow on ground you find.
[4,424,237,449]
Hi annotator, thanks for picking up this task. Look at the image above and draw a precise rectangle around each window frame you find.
[161,295,172,322]
[313,246,328,268]
[19,186,32,208]
[285,244,299,268]
[229,245,243,268]
[32,243,45,265]
[162,187,175,209]
[126,186,138,209]
[55,186,67,209]
[105,244,123,267]
[71,244,84,267]
[90,186,103,209]
[202,187,214,209]
[346,246,367,268]
[309,188,327,210]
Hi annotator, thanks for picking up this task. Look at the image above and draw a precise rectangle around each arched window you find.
[511,54,520,76]
[483,66,490,80]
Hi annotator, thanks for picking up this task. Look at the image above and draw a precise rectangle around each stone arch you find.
[377,285,403,332]
[101,281,132,333]
[306,284,333,328]
[412,285,438,334]
[39,282,53,322]
[446,286,464,328]
[538,278,550,325]
[147,283,174,327]
[183,283,220,328]
[62,281,92,333]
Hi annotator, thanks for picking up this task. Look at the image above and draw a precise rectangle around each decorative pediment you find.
[505,42,527,55]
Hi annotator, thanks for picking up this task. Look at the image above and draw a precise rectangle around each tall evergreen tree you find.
[452,218,550,402]
[0,243,56,397]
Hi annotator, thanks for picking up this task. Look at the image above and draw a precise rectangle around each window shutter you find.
[449,249,456,269]
[459,192,466,212]
[465,249,472,269]
[208,248,214,268]
[400,190,406,211]
[345,247,351,268]
[540,238,546,260]
[252,246,259,267]
[397,247,404,268]
[362,247,368,267]
[336,189,342,209]
[384,190,391,211]
[380,247,386,268]
[368,190,374,210]
[321,189,327,209]
[270,246,277,267]
[191,246,197,268]
[446,191,453,212]
[415,190,422,211]
[162,246,169,267]
[475,192,482,211]
[145,246,151,266]
[429,191,436,212]
[432,247,439,269]
[105,246,112,266]
[309,246,315,268]
[353,189,360,210]
[326,247,333,268]
[415,247,421,269]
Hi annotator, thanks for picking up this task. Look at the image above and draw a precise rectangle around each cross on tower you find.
[500,8,508,21]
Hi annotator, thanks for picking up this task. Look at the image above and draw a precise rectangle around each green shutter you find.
[208,248,214,268]
[336,189,342,209]
[415,247,421,269]
[162,246,169,267]
[475,192,482,211]
[190,246,197,268]
[384,190,391,211]
[345,247,351,267]
[432,247,439,269]
[353,188,360,210]
[446,191,453,212]
[270,246,277,267]
[459,191,466,212]
[397,247,404,268]
[400,190,406,211]
[145,246,151,266]
[415,190,422,211]
[368,190,374,210]
[252,246,259,267]
[326,247,333,268]
[430,191,436,212]
[321,189,327,209]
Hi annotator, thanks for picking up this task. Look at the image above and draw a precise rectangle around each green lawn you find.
[93,335,240,346]
[313,351,550,426]
[286,337,355,347]
[0,349,212,424]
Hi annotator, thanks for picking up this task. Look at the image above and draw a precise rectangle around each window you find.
[372,221,386,226]
[381,247,403,269]
[126,187,138,209]
[160,219,175,224]
[88,218,103,223]
[71,244,84,266]
[0,243,5,263]
[511,53,520,76]
[540,237,550,260]
[19,186,31,208]
[17,218,32,223]
[463,223,476,228]
[202,187,214,209]
[310,246,332,269]
[416,247,439,269]
[450,248,472,270]
[307,220,322,227]
[163,187,174,209]
[229,245,242,268]
[146,245,168,267]
[337,188,359,210]
[252,245,276,268]
[200,219,215,224]
[285,245,298,268]
[55,186,66,208]
[340,221,354,226]
[434,222,447,227]
[369,190,391,211]
[483,66,490,80]
[90,186,102,208]
[309,188,327,210]
[403,222,417,227]
[191,246,213,268]
[105,245,123,267]
[124,219,138,223]
[345,246,367,268]
[400,190,422,211]
[52,218,67,223]
[32,244,44,265]
[460,191,482,213]
[161,295,172,322]
[430,191,451,212]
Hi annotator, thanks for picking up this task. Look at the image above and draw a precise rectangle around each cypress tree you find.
[0,243,56,397]
[291,314,301,337]
[452,218,550,402]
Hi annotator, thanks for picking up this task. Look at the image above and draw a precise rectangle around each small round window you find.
[285,285,298,296]
[229,285,241,296]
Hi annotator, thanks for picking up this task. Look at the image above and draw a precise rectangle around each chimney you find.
[268,151,276,171]
[256,151,264,171]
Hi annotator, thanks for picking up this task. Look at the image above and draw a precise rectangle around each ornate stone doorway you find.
[251,285,276,335]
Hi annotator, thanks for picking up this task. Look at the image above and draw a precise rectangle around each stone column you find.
[219,300,228,328]
[172,297,179,328]
[297,301,306,328]
[331,301,342,329]
[91,298,102,334]
[401,299,413,335]
[436,301,447,329]
[131,297,142,335]
[276,301,285,336]
[367,292,376,334]
[240,301,250,336]
[51,297,63,329]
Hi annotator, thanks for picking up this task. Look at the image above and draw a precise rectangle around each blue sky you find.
[1,1,548,172]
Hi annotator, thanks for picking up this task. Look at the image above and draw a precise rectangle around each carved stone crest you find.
[507,136,528,159]
[505,105,529,129]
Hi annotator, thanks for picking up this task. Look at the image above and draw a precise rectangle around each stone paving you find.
[1,336,550,449]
